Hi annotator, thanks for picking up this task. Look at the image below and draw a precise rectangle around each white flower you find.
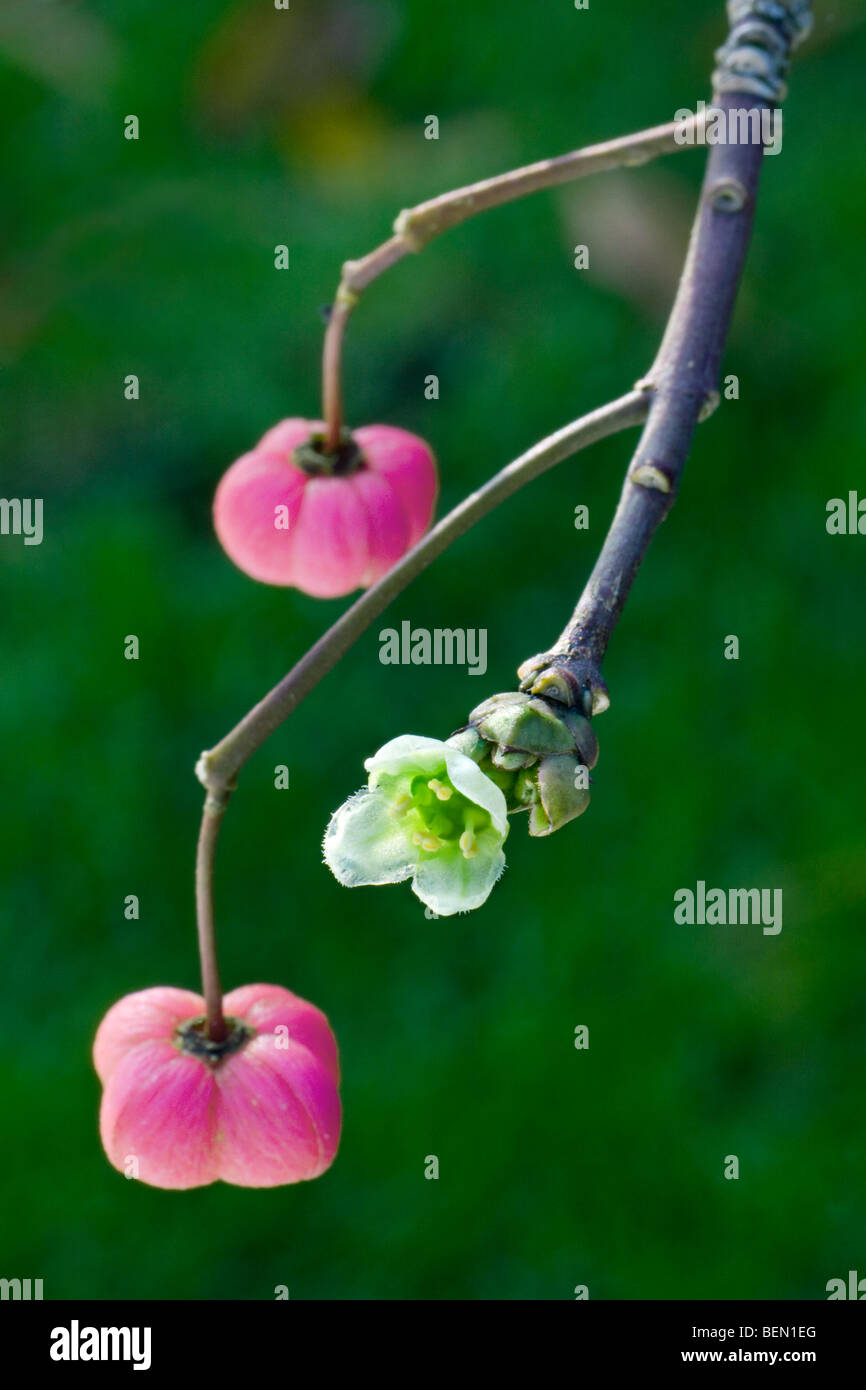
[323,735,509,916]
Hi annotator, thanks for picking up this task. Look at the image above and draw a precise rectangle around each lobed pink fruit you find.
[93,983,341,1190]
[213,418,437,597]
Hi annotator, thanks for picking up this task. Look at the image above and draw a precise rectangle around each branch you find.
[518,0,813,717]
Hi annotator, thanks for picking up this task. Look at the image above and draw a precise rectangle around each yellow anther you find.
[413,831,443,852]
[459,830,478,860]
[428,778,453,801]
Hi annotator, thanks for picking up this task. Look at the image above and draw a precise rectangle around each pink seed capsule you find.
[213,418,438,597]
[93,984,341,1190]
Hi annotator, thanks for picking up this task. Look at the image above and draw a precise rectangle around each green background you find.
[1,0,864,1300]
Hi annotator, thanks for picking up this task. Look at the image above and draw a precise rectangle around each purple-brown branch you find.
[518,2,812,717]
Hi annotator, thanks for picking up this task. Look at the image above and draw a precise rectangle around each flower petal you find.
[286,475,372,597]
[223,983,340,1084]
[93,986,204,1084]
[411,840,506,916]
[99,1040,219,1190]
[212,450,307,587]
[348,467,411,586]
[442,744,509,834]
[353,424,437,545]
[323,788,416,887]
[213,1043,340,1188]
[364,733,453,779]
[256,417,322,457]
[364,737,508,832]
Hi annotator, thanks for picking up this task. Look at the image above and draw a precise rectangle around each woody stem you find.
[518,0,815,713]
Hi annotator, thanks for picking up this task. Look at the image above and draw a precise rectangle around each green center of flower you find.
[378,770,491,860]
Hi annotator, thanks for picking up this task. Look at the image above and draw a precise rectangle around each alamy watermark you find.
[826,491,866,534]
[826,1269,866,1299]
[1,1277,43,1299]
[379,621,487,676]
[50,1321,152,1371]
[0,498,43,546]
[674,880,782,935]
[675,100,782,156]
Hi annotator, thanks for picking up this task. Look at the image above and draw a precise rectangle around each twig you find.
[518,1,813,717]
[320,116,703,450]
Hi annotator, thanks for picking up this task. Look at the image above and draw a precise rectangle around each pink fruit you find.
[213,418,438,597]
[93,983,341,1190]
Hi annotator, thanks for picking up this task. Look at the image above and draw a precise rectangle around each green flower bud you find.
[456,689,599,834]
[561,708,599,770]
[467,692,525,721]
[522,753,592,837]
[475,753,519,798]
[472,692,575,758]
[490,746,536,772]
[445,728,488,763]
[467,690,598,771]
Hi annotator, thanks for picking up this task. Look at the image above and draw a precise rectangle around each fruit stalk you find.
[319,116,703,449]
[195,797,228,1041]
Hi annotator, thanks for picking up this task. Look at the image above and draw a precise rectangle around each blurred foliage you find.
[1,0,865,1300]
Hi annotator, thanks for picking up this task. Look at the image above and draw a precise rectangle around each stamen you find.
[459,829,478,859]
[412,831,444,852]
[428,778,453,801]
